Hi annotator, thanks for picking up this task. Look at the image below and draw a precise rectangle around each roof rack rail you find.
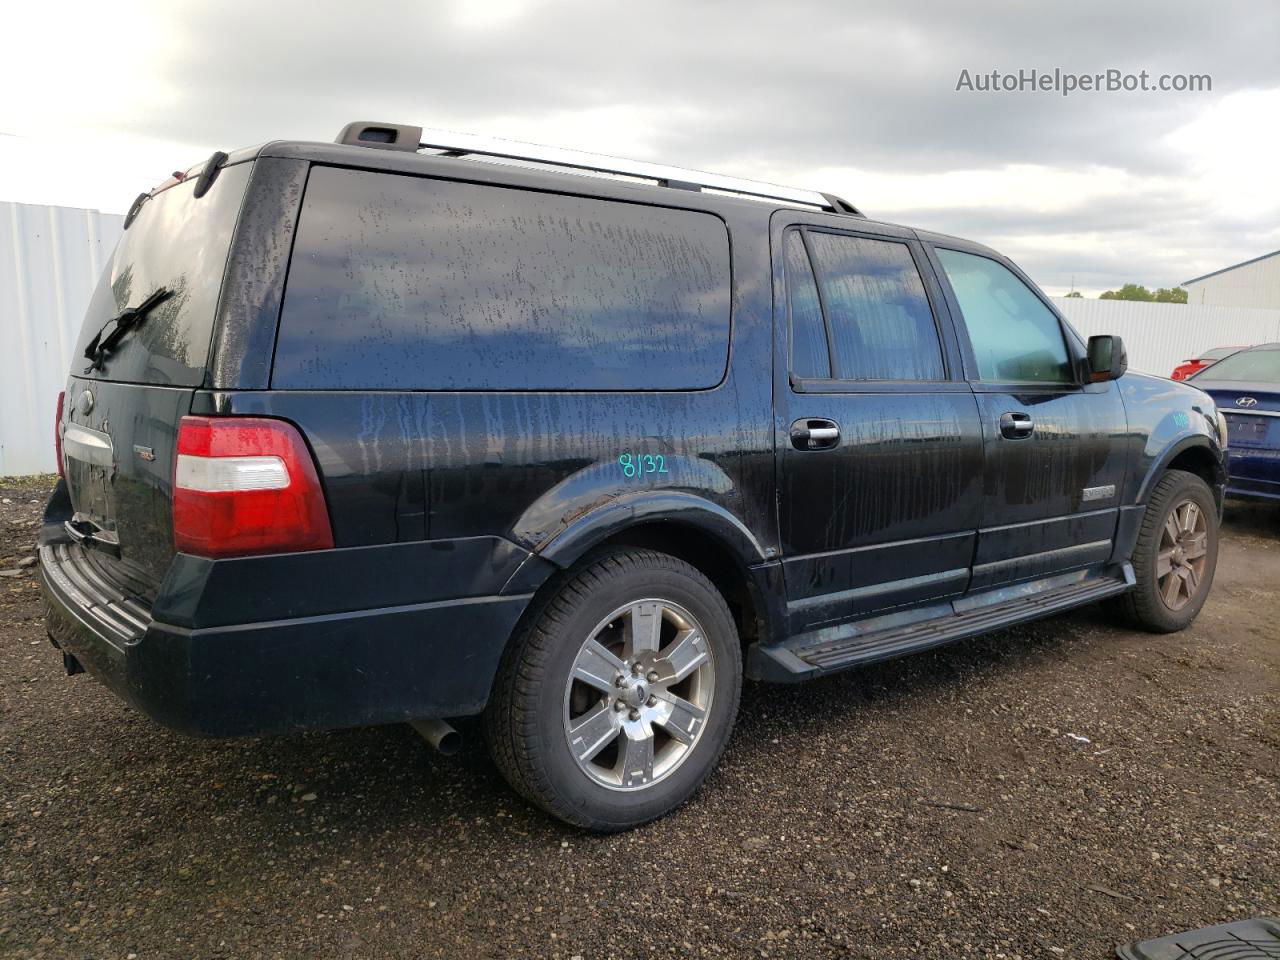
[334,121,864,217]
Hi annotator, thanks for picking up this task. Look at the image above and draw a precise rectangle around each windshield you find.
[1197,347,1280,383]
[72,162,252,385]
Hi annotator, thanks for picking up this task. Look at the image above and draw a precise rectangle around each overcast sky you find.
[2,0,1277,295]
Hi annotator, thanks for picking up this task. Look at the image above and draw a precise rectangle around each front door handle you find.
[791,418,841,450]
[999,411,1035,439]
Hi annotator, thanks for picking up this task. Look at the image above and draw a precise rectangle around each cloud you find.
[1,0,1277,295]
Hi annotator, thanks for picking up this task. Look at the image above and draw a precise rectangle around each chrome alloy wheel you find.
[1157,498,1209,611]
[562,599,716,791]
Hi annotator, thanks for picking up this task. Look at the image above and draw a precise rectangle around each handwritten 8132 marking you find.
[619,453,669,479]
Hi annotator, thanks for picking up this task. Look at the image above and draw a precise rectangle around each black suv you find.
[40,122,1228,830]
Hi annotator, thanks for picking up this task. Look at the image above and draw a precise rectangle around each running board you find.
[750,564,1134,682]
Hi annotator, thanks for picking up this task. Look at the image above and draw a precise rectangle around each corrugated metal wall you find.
[1,202,123,476]
[1052,296,1280,377]
[1182,251,1280,310]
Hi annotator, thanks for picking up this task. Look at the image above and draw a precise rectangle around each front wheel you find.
[485,548,742,831]
[1106,469,1219,633]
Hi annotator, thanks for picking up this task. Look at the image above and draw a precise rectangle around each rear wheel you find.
[1106,469,1219,632]
[485,548,741,831]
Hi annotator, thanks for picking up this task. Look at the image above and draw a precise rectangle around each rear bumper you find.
[39,536,537,737]
[1225,449,1280,502]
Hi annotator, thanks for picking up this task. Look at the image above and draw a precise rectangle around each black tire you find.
[484,547,742,831]
[1105,469,1219,633]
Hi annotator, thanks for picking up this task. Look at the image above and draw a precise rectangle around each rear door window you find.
[73,162,252,386]
[791,231,946,382]
[783,231,830,380]
[274,167,732,391]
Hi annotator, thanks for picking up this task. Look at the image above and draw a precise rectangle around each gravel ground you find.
[1,478,1277,960]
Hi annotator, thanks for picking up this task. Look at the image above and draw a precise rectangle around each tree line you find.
[1064,283,1188,303]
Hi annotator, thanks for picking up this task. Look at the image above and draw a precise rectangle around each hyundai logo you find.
[1236,396,1259,408]
[77,389,94,415]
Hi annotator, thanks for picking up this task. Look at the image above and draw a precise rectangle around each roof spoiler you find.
[123,149,230,229]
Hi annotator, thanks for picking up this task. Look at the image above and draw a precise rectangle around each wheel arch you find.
[573,521,776,650]
[1135,436,1225,505]
[535,491,770,568]
[511,495,782,656]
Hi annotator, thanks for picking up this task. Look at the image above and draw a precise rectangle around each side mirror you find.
[1087,335,1128,382]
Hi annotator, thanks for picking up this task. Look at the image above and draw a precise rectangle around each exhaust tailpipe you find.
[410,718,461,756]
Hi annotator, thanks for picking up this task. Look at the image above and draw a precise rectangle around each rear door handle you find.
[999,411,1034,439]
[791,418,841,450]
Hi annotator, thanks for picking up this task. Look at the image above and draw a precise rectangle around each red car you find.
[1171,345,1246,381]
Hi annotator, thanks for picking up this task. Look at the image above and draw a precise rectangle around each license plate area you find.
[62,422,118,536]
[1224,413,1271,446]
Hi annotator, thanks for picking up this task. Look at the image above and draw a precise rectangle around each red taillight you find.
[172,416,334,558]
[54,391,66,479]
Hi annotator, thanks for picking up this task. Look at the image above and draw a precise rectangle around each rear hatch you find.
[1209,387,1280,450]
[1204,383,1280,465]
[59,161,253,599]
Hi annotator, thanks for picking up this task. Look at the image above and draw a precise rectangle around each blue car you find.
[1192,342,1280,502]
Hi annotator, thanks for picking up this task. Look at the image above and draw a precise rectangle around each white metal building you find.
[1183,249,1280,309]
[1051,296,1280,377]
[1,202,123,476]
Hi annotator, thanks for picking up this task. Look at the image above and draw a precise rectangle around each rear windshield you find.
[1202,346,1241,361]
[1199,347,1280,383]
[273,167,732,391]
[73,162,252,385]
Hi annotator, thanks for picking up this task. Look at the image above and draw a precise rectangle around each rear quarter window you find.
[273,167,733,391]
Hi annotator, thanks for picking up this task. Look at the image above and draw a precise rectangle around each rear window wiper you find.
[83,287,173,373]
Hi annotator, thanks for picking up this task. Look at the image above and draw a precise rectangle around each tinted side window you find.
[274,167,732,390]
[935,248,1072,383]
[807,233,945,381]
[783,231,830,379]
